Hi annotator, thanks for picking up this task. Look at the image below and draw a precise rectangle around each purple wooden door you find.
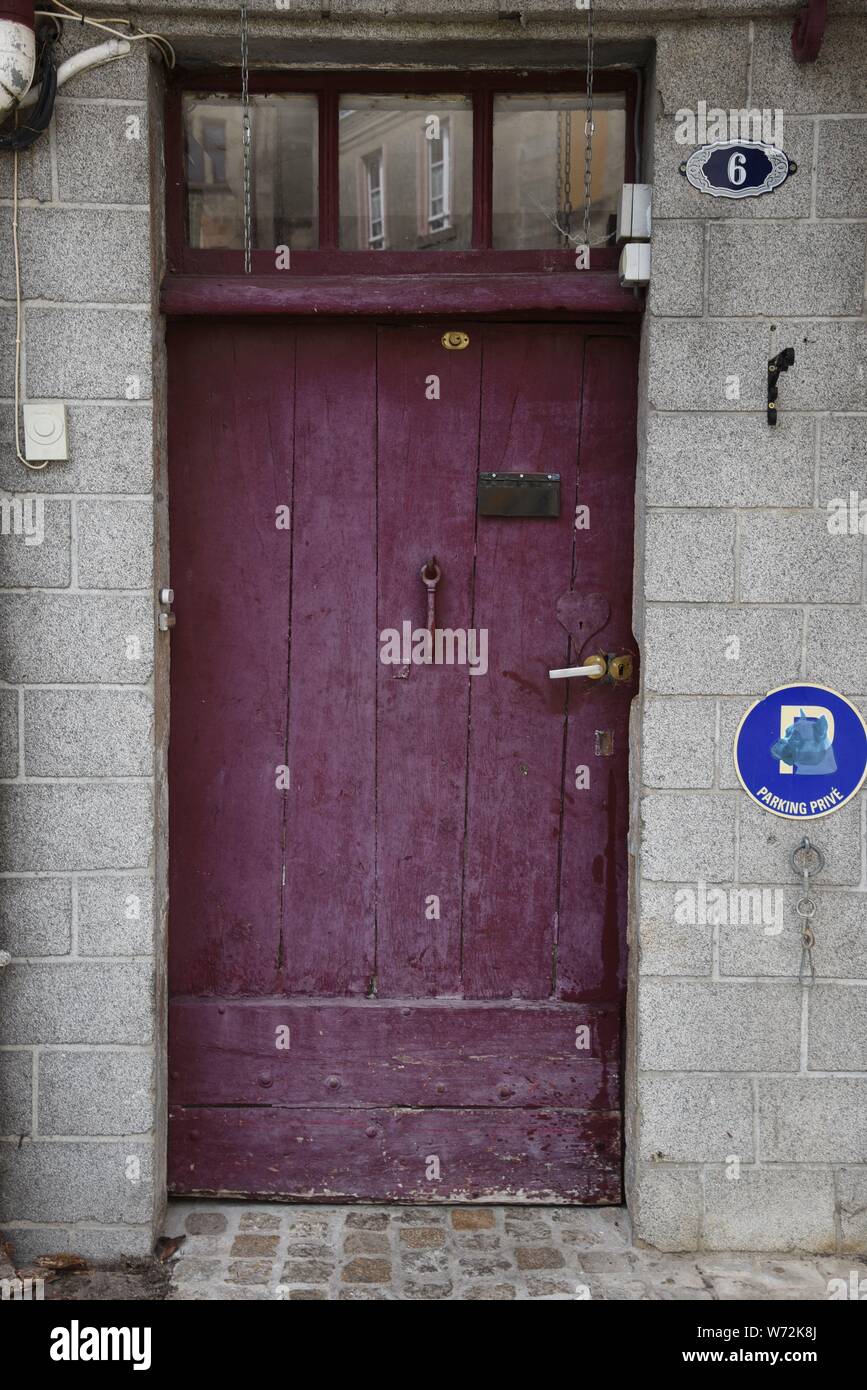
[167,320,638,1203]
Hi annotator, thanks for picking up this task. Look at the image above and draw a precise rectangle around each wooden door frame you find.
[160,63,645,1204]
[161,274,642,319]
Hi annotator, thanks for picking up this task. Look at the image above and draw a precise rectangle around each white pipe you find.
[18,37,131,109]
[0,20,36,118]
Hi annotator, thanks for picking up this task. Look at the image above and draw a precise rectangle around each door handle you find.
[548,653,635,682]
[549,654,607,680]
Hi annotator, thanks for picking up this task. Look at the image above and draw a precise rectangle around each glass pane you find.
[492,94,626,251]
[184,93,318,250]
[339,96,472,251]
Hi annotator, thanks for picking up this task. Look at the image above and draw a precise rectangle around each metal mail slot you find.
[477,472,561,518]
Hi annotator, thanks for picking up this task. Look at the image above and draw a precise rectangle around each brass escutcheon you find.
[608,653,634,683]
[442,331,470,350]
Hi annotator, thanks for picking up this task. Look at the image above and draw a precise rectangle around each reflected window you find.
[183,93,318,250]
[492,94,626,251]
[427,119,450,232]
[339,96,472,250]
[365,151,385,249]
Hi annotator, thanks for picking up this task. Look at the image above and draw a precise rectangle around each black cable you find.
[0,26,59,152]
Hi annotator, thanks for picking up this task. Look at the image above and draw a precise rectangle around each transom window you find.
[168,73,635,274]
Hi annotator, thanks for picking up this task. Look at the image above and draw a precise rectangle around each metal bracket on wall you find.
[792,0,827,63]
[767,348,795,427]
[158,587,176,632]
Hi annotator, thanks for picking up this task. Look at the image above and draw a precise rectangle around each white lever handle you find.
[548,655,607,680]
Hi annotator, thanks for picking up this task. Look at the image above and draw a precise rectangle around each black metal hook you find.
[767,347,795,427]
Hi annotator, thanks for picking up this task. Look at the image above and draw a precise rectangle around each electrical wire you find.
[0,26,58,151]
[5,6,174,472]
[35,1,176,68]
[2,12,172,478]
[11,141,48,471]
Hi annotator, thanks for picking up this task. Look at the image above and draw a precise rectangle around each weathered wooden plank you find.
[557,334,639,1001]
[167,320,295,996]
[375,325,482,996]
[168,999,620,1108]
[281,325,378,996]
[168,1104,622,1204]
[161,272,642,320]
[461,325,585,1000]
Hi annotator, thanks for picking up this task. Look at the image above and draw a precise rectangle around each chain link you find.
[241,0,252,274]
[791,837,824,986]
[563,109,573,243]
[556,110,564,246]
[582,0,595,250]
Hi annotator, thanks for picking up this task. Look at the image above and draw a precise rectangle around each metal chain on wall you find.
[582,0,595,252]
[241,0,252,273]
[792,838,824,986]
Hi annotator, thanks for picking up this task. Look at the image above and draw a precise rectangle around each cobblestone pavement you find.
[164,1201,862,1301]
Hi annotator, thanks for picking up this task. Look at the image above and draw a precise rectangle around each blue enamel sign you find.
[681,139,796,199]
[734,684,867,820]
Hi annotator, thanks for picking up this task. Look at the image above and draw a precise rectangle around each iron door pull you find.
[421,557,441,634]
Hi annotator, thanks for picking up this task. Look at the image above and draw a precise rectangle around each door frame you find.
[158,62,646,1208]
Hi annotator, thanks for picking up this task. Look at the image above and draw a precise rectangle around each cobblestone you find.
[165,1200,864,1302]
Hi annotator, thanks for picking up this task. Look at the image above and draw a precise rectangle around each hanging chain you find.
[791,837,823,987]
[582,0,595,250]
[563,109,573,244]
[556,110,564,247]
[241,0,252,274]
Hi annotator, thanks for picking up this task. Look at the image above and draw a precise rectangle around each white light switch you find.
[23,401,68,462]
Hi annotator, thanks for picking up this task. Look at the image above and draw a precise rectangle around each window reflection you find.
[492,94,626,251]
[184,93,318,250]
[339,96,472,251]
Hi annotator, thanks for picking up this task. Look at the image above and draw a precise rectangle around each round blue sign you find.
[734,684,867,819]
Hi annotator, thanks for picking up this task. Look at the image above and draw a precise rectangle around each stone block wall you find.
[0,1,864,1258]
[632,10,867,1253]
[0,27,159,1260]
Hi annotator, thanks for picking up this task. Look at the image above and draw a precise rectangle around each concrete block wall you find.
[0,1,864,1259]
[0,26,159,1261]
[631,12,867,1253]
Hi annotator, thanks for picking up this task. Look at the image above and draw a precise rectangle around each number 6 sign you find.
[681,139,797,199]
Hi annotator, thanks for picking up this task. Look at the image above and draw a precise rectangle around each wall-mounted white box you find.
[23,401,68,462]
[617,184,652,242]
[619,242,651,287]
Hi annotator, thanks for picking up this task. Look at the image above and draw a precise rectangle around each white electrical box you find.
[619,242,651,287]
[617,183,652,242]
[23,401,68,462]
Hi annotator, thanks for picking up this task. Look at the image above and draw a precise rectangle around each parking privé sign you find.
[734,684,867,820]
